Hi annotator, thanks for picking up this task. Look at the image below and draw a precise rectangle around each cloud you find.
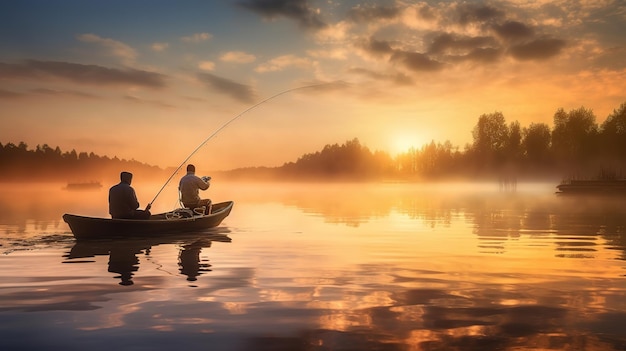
[348,68,413,86]
[0,60,167,88]
[399,3,440,30]
[77,33,137,64]
[390,51,445,72]
[591,45,626,71]
[415,3,438,22]
[342,0,573,77]
[509,38,567,60]
[196,72,256,103]
[238,0,326,30]
[220,51,256,63]
[428,33,497,55]
[449,47,502,64]
[314,21,352,43]
[358,38,395,58]
[30,88,97,99]
[151,42,169,52]
[181,32,212,43]
[255,55,314,73]
[492,21,535,42]
[124,95,175,109]
[306,48,348,60]
[198,61,216,71]
[0,89,23,99]
[295,80,351,94]
[0,87,97,100]
[347,4,401,23]
[455,3,504,26]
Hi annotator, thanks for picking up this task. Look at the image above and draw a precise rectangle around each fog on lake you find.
[0,181,625,351]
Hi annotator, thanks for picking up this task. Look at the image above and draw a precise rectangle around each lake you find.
[1,181,625,351]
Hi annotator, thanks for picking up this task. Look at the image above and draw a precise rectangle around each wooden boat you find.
[556,179,626,195]
[64,181,103,190]
[63,201,234,240]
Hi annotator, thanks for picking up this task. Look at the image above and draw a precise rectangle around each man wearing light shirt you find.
[179,164,211,215]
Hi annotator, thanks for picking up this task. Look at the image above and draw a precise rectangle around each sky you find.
[1,0,625,171]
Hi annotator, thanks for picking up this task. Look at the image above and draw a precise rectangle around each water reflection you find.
[65,232,231,286]
[246,183,626,261]
[1,182,626,350]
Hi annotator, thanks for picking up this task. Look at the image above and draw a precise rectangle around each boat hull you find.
[556,180,626,195]
[63,201,233,240]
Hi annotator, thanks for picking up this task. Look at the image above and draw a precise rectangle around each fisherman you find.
[108,171,151,219]
[179,164,212,215]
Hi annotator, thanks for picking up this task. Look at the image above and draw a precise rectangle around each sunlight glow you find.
[390,132,425,155]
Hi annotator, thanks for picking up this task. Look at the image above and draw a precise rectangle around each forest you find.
[0,143,165,183]
[1,102,625,183]
[231,102,626,181]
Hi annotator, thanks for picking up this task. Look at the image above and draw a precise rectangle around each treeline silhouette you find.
[0,142,164,182]
[232,102,626,181]
[2,102,625,182]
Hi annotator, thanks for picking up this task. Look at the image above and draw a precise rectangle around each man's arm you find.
[196,177,210,190]
[128,187,140,210]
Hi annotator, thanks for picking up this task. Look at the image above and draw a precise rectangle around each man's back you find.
[109,182,139,218]
[179,173,209,206]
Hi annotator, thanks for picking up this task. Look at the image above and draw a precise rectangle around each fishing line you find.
[149,82,337,207]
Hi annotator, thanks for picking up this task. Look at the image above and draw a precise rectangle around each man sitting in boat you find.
[179,164,211,215]
[108,171,152,219]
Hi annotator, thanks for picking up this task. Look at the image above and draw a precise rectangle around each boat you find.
[556,179,626,195]
[63,201,234,240]
[64,181,103,190]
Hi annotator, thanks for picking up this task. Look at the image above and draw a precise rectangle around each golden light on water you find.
[1,181,625,349]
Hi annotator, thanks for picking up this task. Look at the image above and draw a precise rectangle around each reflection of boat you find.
[556,179,626,195]
[63,201,234,240]
[66,232,231,285]
[64,181,103,190]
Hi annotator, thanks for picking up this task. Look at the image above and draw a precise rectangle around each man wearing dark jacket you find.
[109,171,151,219]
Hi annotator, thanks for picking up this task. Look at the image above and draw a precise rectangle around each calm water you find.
[1,181,625,351]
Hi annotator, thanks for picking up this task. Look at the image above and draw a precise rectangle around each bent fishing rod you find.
[148,82,338,207]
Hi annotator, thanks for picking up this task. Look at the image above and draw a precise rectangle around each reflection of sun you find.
[390,133,424,155]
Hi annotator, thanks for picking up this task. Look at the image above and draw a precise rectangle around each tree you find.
[600,102,626,167]
[522,122,552,167]
[471,111,509,170]
[551,107,598,172]
[505,121,523,163]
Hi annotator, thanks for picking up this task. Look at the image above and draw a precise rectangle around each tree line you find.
[2,101,625,182]
[252,102,626,181]
[0,142,164,182]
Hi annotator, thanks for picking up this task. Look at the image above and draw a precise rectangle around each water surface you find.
[1,182,625,350]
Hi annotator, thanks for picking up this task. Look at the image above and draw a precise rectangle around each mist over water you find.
[1,181,625,350]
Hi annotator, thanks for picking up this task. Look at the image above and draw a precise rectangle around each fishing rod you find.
[148,82,338,207]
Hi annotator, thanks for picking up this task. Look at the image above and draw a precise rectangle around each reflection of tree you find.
[282,184,626,260]
[272,185,458,228]
[396,196,454,227]
[464,194,626,259]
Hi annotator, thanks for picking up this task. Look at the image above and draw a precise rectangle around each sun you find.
[390,132,425,155]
